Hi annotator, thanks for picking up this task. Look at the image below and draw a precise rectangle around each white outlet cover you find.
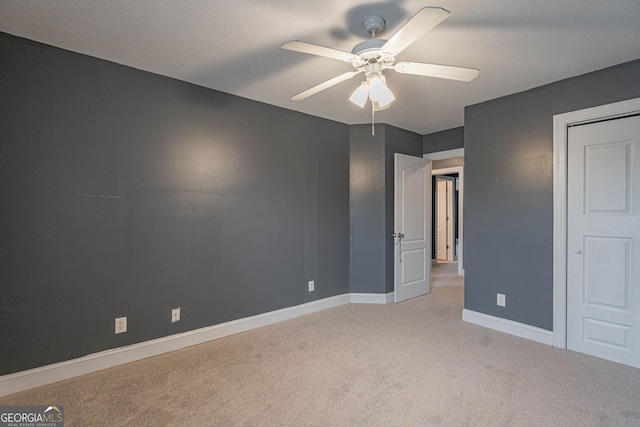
[172,307,180,323]
[115,317,127,334]
[308,280,315,292]
[497,294,506,307]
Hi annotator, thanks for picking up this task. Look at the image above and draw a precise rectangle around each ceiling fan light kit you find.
[281,6,479,132]
[368,75,395,108]
[349,81,369,108]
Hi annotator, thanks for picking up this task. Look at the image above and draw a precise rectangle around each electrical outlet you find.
[308,280,315,292]
[497,293,506,307]
[115,317,127,334]
[172,307,180,323]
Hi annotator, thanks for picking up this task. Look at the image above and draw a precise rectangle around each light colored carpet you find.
[2,265,639,426]
[432,261,461,286]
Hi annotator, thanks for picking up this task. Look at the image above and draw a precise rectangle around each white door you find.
[394,153,431,302]
[445,178,454,261]
[567,115,640,368]
[436,177,455,261]
[436,179,448,261]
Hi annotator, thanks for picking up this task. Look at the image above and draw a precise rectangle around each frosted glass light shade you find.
[368,76,395,107]
[349,81,369,108]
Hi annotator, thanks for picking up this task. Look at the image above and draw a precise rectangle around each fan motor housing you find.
[351,39,387,59]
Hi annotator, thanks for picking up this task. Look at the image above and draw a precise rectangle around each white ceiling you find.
[2,0,639,135]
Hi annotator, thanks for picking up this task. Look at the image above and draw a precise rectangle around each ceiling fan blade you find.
[394,62,479,82]
[282,41,359,62]
[381,7,450,56]
[291,71,362,101]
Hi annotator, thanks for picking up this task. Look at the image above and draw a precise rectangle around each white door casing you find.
[566,115,640,368]
[445,178,454,261]
[429,160,464,277]
[436,179,448,261]
[436,177,455,261]
[394,153,431,302]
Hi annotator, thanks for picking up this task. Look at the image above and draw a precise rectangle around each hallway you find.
[432,261,463,287]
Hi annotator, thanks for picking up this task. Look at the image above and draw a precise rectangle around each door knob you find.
[575,249,582,254]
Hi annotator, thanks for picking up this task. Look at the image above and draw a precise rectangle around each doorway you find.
[428,151,464,292]
[426,148,464,277]
[436,176,455,262]
[553,97,640,368]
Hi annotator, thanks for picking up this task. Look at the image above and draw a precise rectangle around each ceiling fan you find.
[281,7,479,110]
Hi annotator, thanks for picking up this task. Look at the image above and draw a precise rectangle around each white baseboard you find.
[0,294,351,397]
[462,309,553,346]
[350,292,394,304]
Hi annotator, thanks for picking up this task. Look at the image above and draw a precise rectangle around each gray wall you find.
[464,59,640,330]
[349,125,386,294]
[0,33,350,375]
[349,124,422,294]
[423,127,464,154]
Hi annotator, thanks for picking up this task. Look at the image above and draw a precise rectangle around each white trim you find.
[350,292,394,304]
[462,309,553,346]
[431,166,461,175]
[423,148,464,160]
[0,294,351,397]
[432,166,464,276]
[552,97,640,349]
[435,176,455,261]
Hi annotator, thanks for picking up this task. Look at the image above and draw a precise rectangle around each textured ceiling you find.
[1,0,639,134]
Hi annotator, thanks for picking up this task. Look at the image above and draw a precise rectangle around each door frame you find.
[552,97,640,349]
[427,152,464,277]
[436,176,455,261]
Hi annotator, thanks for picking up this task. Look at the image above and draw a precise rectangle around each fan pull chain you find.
[371,101,375,136]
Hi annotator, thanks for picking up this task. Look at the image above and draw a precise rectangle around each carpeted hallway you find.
[1,264,639,426]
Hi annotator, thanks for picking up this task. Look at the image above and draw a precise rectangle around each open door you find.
[394,153,432,302]
[436,176,455,262]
